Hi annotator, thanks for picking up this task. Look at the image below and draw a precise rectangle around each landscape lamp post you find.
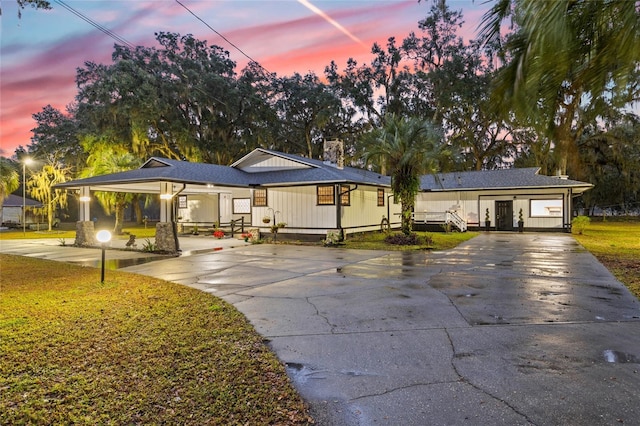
[96,230,112,283]
[22,157,33,236]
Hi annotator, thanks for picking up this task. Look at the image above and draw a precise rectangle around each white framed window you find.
[530,199,563,217]
[233,198,251,214]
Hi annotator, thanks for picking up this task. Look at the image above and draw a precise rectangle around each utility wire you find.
[53,0,228,107]
[174,0,272,76]
[54,0,136,50]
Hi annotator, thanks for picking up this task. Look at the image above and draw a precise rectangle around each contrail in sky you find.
[297,0,368,48]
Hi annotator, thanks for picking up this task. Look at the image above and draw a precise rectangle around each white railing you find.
[446,211,467,232]
[412,211,447,223]
[412,210,467,232]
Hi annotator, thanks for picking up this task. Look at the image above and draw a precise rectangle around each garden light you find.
[96,230,112,283]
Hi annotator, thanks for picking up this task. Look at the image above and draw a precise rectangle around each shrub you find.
[323,230,342,246]
[141,238,157,252]
[384,232,421,245]
[572,215,591,235]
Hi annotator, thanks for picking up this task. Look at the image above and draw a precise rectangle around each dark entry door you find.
[496,201,513,231]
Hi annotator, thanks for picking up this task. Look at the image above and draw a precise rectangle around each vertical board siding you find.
[418,189,572,229]
[342,186,394,231]
[240,156,311,172]
[252,186,336,232]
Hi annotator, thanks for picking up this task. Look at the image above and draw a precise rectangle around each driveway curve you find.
[119,233,640,426]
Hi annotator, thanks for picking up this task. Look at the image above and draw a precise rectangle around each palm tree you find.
[0,158,19,204]
[363,115,443,235]
[479,0,640,175]
[79,139,142,234]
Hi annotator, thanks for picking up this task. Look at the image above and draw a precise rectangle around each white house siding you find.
[415,192,477,224]
[239,156,311,172]
[1,206,22,224]
[250,185,398,236]
[342,186,400,235]
[252,186,337,235]
[417,188,573,230]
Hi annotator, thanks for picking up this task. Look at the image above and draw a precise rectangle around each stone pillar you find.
[155,222,177,253]
[75,221,98,247]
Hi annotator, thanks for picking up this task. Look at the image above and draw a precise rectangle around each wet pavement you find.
[2,233,640,425]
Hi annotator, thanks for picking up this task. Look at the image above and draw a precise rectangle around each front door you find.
[219,193,232,224]
[496,200,513,231]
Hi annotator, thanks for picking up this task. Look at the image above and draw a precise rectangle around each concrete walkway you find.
[2,233,640,425]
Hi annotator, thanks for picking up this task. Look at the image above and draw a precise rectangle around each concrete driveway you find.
[118,233,640,426]
[2,233,639,425]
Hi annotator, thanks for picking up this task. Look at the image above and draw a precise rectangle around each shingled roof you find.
[420,168,592,192]
[2,194,42,207]
[56,149,390,193]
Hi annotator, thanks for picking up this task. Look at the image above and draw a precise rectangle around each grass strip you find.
[342,230,479,251]
[573,221,640,300]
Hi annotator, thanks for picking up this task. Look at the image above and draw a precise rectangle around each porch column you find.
[156,182,178,253]
[74,186,97,247]
[78,186,91,221]
[566,189,573,232]
[159,182,172,223]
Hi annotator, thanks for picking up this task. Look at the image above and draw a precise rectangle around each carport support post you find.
[156,182,178,253]
[74,187,98,247]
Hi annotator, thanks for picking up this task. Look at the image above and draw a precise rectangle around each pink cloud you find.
[0,0,485,157]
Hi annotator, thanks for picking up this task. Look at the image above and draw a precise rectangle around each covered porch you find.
[55,158,254,252]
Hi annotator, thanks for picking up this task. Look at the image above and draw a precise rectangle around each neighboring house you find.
[56,143,402,244]
[414,168,593,232]
[1,194,42,228]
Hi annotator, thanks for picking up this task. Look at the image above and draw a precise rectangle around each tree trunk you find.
[401,198,413,235]
[113,193,126,235]
[133,195,143,225]
[47,199,54,231]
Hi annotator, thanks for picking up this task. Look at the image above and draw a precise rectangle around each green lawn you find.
[343,230,479,251]
[0,223,157,241]
[0,255,311,425]
[572,220,640,300]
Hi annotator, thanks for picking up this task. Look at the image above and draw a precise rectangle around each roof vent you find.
[323,139,344,169]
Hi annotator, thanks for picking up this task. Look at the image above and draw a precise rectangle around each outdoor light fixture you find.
[79,196,91,202]
[22,157,34,236]
[96,230,112,283]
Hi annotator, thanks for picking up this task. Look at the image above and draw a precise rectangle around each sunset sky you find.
[1,0,487,157]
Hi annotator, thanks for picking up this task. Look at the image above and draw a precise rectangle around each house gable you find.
[231,149,317,173]
[141,158,172,168]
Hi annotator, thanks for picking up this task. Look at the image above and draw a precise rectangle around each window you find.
[317,185,335,205]
[178,195,187,209]
[340,185,350,206]
[233,198,251,214]
[377,188,385,206]
[530,199,563,217]
[253,188,267,207]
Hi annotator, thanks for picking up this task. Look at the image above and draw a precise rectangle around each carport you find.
[55,157,252,251]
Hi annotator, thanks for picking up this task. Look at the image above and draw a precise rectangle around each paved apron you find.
[3,234,640,425]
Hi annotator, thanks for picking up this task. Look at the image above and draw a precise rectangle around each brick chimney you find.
[323,139,344,169]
